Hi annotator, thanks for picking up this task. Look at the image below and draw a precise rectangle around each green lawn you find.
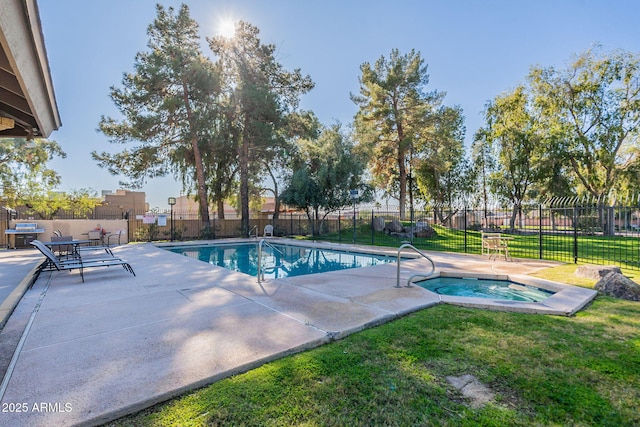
[322,224,640,269]
[108,296,640,427]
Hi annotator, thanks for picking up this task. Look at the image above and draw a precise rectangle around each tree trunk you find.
[239,125,250,236]
[191,134,210,227]
[181,81,210,228]
[217,199,225,220]
[509,203,519,231]
[265,163,280,220]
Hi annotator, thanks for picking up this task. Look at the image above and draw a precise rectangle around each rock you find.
[415,220,430,231]
[575,265,622,280]
[446,374,495,408]
[594,272,640,301]
[373,216,386,232]
[384,219,405,234]
[414,224,437,238]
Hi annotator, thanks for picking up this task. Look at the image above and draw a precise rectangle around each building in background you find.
[97,189,148,218]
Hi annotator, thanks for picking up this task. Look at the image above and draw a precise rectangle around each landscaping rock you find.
[373,216,386,232]
[594,272,640,301]
[446,374,495,408]
[414,224,437,238]
[575,265,622,280]
[384,219,405,234]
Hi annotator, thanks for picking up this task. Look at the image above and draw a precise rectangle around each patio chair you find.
[50,235,74,258]
[30,240,135,282]
[481,232,511,261]
[87,230,103,245]
[107,228,125,246]
[264,224,274,237]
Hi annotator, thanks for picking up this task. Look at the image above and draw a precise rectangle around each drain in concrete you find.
[446,374,495,408]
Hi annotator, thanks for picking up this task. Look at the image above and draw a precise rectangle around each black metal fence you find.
[316,203,640,270]
[4,202,640,270]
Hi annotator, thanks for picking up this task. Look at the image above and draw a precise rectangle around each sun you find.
[217,18,236,39]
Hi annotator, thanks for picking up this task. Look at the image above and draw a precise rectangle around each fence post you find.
[338,211,341,243]
[463,206,468,253]
[371,210,375,245]
[539,204,543,260]
[573,203,578,264]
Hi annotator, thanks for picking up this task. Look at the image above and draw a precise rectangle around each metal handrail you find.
[396,243,436,288]
[249,225,258,238]
[257,238,283,283]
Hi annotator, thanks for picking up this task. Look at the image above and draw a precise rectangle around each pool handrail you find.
[396,243,436,288]
[257,238,284,283]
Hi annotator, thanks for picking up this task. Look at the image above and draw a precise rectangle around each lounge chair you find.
[31,240,135,282]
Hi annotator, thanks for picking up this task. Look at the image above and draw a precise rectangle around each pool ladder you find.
[396,243,436,288]
[257,239,283,283]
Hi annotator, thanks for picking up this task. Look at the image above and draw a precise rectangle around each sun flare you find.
[218,18,236,38]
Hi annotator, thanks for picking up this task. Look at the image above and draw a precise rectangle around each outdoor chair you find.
[107,228,125,246]
[31,240,135,282]
[87,230,103,245]
[50,235,74,258]
[481,232,511,261]
[264,224,274,237]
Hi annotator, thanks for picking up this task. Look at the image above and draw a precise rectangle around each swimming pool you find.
[165,241,398,279]
[416,276,555,302]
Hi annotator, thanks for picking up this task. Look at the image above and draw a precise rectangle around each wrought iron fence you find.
[4,202,640,270]
[313,202,640,270]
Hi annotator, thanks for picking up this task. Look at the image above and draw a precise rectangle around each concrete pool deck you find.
[0,240,597,426]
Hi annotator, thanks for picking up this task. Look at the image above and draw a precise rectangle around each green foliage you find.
[528,46,640,200]
[208,21,314,233]
[94,4,218,223]
[134,223,160,242]
[0,138,66,207]
[280,123,373,234]
[353,48,446,219]
[415,104,470,219]
[478,86,546,229]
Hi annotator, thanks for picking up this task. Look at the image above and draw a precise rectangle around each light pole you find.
[350,190,359,242]
[168,197,176,241]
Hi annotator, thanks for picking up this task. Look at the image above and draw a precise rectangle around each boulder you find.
[575,265,622,280]
[384,219,405,234]
[415,220,430,231]
[594,272,640,301]
[414,225,437,238]
[373,216,386,232]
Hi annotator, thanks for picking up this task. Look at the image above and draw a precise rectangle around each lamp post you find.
[168,197,176,241]
[350,190,359,242]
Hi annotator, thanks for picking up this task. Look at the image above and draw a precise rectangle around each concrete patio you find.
[0,240,596,426]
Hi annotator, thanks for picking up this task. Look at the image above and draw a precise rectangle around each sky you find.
[37,0,640,209]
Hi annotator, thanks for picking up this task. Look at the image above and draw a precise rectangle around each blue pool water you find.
[417,277,555,302]
[165,242,396,279]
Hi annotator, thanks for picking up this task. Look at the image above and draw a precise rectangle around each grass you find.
[322,223,640,270]
[106,281,640,426]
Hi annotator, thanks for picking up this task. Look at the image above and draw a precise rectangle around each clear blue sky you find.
[38,0,640,209]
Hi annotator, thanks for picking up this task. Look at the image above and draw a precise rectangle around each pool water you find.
[417,277,555,302]
[165,242,396,279]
